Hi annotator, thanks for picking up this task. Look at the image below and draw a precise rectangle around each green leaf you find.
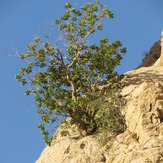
[35,37,41,44]
[22,79,27,86]
[55,19,60,24]
[121,48,127,53]
[20,53,26,59]
[65,2,71,9]
[100,37,108,44]
[25,89,31,96]
[97,24,103,30]
[60,130,69,137]
[15,74,22,82]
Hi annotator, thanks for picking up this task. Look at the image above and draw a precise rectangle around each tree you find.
[16,1,126,145]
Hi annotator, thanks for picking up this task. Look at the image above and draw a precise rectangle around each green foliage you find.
[96,90,125,133]
[16,1,126,145]
[91,88,126,146]
[60,130,70,137]
[59,85,126,146]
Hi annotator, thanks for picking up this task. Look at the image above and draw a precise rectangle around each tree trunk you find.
[70,81,77,102]
[66,73,77,102]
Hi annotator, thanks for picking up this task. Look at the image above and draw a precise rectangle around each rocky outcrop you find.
[137,40,161,68]
[110,66,163,163]
[36,63,163,163]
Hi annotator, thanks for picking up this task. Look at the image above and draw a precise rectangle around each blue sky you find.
[0,0,163,163]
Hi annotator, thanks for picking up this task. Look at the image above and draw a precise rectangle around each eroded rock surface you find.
[36,65,163,163]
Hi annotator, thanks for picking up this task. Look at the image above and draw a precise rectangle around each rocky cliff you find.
[36,61,163,163]
[137,40,161,68]
[36,38,163,163]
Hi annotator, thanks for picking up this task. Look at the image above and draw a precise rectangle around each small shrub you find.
[90,87,126,145]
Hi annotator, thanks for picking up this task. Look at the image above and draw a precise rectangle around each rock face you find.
[110,66,163,163]
[36,62,163,163]
[137,40,161,68]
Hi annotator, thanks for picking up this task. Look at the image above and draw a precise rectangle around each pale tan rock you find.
[36,65,163,163]
[160,31,163,66]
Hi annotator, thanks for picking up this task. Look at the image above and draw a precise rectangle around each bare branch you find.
[4,44,18,57]
[67,50,82,68]
[44,21,54,42]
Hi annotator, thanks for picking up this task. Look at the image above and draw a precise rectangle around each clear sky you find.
[0,0,163,163]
